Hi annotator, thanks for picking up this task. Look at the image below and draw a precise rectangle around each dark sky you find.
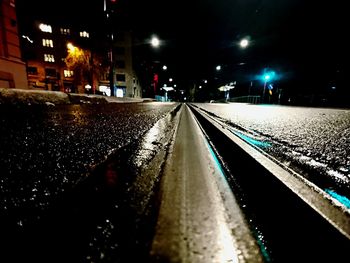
[16,0,348,96]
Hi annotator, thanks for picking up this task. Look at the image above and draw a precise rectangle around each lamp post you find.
[263,74,271,101]
[104,0,115,96]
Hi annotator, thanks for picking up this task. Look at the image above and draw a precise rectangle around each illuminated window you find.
[42,39,53,47]
[39,24,52,33]
[44,54,55,62]
[79,31,90,38]
[64,70,74,78]
[60,28,70,35]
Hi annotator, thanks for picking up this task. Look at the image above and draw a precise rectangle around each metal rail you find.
[188,103,350,262]
[150,104,264,262]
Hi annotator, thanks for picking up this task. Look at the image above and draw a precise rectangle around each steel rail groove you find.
[187,103,350,262]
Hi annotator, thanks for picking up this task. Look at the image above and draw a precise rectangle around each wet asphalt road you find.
[194,103,350,201]
[0,102,179,262]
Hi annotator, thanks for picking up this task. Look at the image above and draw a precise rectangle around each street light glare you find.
[151,37,160,47]
[240,39,249,48]
[67,42,74,51]
[216,65,221,71]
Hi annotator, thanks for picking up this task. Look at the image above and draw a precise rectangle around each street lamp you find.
[67,42,76,53]
[216,65,221,71]
[240,38,249,48]
[151,36,160,48]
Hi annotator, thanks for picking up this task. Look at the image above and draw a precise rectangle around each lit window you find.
[60,28,70,35]
[64,70,74,78]
[44,54,55,62]
[42,39,53,47]
[79,31,90,38]
[39,24,52,33]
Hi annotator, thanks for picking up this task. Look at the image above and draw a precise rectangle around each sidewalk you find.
[0,88,154,105]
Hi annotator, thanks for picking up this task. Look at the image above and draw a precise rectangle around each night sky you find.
[16,0,348,103]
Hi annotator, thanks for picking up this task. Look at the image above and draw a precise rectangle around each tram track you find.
[188,103,350,262]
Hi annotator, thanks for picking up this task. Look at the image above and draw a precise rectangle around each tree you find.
[65,43,91,93]
[65,43,110,94]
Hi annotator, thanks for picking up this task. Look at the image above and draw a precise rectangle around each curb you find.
[0,88,149,105]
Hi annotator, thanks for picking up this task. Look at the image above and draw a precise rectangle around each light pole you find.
[263,74,271,101]
[104,0,117,96]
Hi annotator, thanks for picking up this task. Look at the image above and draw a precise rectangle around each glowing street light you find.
[67,42,75,52]
[240,38,249,48]
[151,36,160,48]
[216,65,221,71]
[162,65,167,71]
[262,70,276,103]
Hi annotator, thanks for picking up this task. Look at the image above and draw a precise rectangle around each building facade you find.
[21,21,95,93]
[113,31,142,98]
[0,0,27,89]
[20,19,142,97]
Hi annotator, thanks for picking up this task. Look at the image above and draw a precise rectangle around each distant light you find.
[162,65,167,70]
[151,37,160,47]
[163,86,174,91]
[22,35,33,43]
[240,39,249,48]
[174,84,177,87]
[116,88,124,98]
[216,65,221,71]
[39,23,52,33]
[184,97,187,101]
[99,85,110,96]
[67,42,75,51]
[204,80,208,83]
[85,84,91,90]
[199,85,202,89]
[169,78,173,82]
[331,86,336,90]
[262,71,276,82]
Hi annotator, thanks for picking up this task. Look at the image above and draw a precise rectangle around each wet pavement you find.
[0,102,179,262]
[194,103,350,201]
